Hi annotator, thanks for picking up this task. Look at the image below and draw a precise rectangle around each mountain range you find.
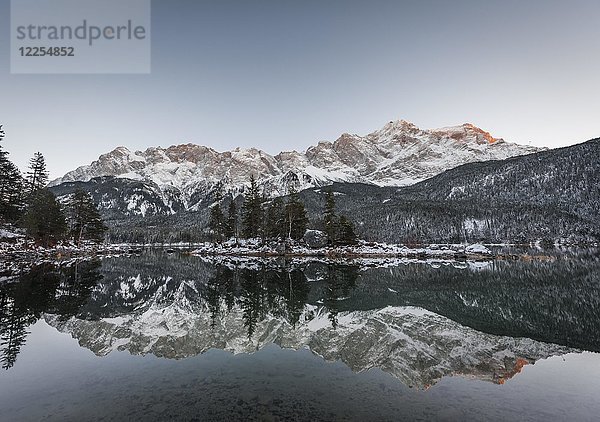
[45,304,569,389]
[49,120,540,214]
[47,120,600,244]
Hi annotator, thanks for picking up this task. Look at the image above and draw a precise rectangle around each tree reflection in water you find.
[2,252,600,373]
[0,260,103,370]
[204,264,356,337]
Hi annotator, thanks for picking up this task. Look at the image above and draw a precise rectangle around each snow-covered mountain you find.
[50,120,542,213]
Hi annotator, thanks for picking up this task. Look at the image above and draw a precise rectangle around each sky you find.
[1,0,599,178]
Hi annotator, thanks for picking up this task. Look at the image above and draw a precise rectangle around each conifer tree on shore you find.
[324,189,337,245]
[265,197,285,239]
[21,189,67,246]
[208,184,226,243]
[0,125,24,221]
[241,175,263,239]
[322,188,358,246]
[65,189,107,245]
[284,186,308,240]
[25,152,49,196]
[225,199,238,241]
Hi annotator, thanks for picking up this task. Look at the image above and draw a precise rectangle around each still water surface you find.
[1,251,599,421]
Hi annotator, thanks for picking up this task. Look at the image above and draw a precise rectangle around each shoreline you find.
[1,240,586,278]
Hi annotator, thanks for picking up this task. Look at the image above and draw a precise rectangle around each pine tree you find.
[321,188,358,245]
[208,184,225,243]
[0,309,32,371]
[21,189,67,246]
[225,200,238,240]
[284,186,308,240]
[241,175,263,239]
[65,189,107,246]
[324,188,337,245]
[265,197,286,239]
[337,215,358,245]
[0,126,24,221]
[209,205,225,243]
[25,152,49,195]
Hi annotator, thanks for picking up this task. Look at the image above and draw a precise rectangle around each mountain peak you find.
[377,119,421,134]
[460,123,499,143]
[429,123,501,145]
[49,119,543,205]
[112,146,131,153]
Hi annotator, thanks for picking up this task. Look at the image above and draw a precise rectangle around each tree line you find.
[0,124,107,246]
[2,123,358,247]
[208,174,357,246]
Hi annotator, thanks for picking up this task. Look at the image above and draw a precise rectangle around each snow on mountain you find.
[49,120,542,213]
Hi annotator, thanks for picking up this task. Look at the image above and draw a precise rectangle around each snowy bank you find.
[189,239,496,260]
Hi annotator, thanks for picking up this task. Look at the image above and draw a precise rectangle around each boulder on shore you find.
[303,230,328,249]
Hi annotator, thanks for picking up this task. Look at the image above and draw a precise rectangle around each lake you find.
[1,250,600,421]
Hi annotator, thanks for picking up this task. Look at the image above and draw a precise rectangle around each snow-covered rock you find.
[0,228,23,240]
[49,120,542,213]
[465,244,492,255]
[303,230,328,249]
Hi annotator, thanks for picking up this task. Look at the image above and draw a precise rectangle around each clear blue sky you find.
[1,0,599,178]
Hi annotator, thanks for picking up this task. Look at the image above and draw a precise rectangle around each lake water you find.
[1,251,600,421]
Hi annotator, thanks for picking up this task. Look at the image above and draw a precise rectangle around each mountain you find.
[49,120,540,214]
[48,137,597,244]
[297,138,600,244]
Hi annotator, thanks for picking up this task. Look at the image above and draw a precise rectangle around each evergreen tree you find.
[208,184,225,243]
[225,199,238,240]
[324,264,359,329]
[52,260,103,318]
[241,175,263,239]
[0,301,34,370]
[21,189,67,246]
[324,188,337,245]
[65,189,107,245]
[265,197,286,239]
[284,186,308,240]
[336,215,358,245]
[0,125,24,221]
[25,152,49,195]
[322,188,358,245]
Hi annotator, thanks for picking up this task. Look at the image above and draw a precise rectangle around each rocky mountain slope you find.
[49,120,540,214]
[58,137,597,244]
[297,138,600,244]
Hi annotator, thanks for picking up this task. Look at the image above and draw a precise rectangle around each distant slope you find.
[402,138,600,222]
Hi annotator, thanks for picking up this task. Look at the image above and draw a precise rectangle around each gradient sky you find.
[1,0,599,178]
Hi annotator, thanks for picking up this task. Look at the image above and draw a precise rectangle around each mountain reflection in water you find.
[1,251,599,389]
